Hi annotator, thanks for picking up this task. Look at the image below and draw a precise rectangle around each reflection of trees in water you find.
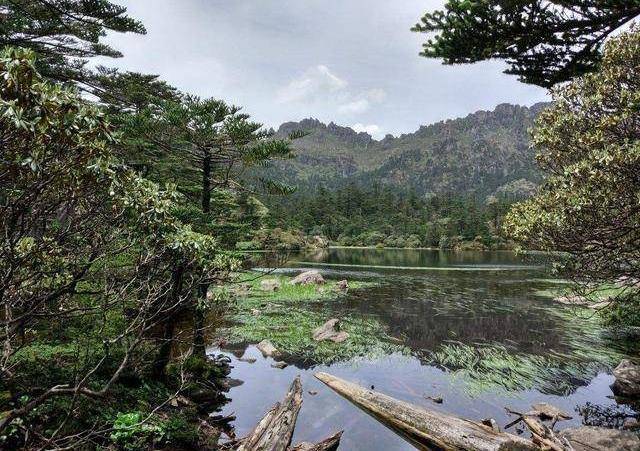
[314,248,538,268]
[338,275,564,355]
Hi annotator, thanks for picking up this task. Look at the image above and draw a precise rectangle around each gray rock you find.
[623,418,640,431]
[560,426,640,451]
[337,279,349,290]
[260,279,281,291]
[312,319,349,343]
[256,340,279,358]
[271,361,288,369]
[611,359,640,397]
[238,357,256,364]
[290,270,325,286]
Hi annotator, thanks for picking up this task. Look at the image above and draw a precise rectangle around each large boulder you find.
[560,426,640,451]
[290,270,325,286]
[611,359,640,397]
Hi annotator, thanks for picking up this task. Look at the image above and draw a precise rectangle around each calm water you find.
[211,248,638,450]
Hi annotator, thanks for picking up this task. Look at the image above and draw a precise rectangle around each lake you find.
[211,248,639,450]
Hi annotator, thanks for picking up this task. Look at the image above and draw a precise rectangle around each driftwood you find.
[237,376,343,451]
[315,372,538,451]
[505,407,573,450]
[237,376,303,451]
[290,431,343,451]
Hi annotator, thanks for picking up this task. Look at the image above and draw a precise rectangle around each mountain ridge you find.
[269,102,549,197]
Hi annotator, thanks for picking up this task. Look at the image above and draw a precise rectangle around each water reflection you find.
[218,249,637,450]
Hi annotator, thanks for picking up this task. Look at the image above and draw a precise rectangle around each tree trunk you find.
[193,148,212,358]
[152,264,185,379]
[237,376,303,451]
[315,372,538,451]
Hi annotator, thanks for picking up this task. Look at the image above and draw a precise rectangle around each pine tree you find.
[0,0,144,84]
[413,1,640,87]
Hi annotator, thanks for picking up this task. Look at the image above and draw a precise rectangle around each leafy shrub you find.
[110,412,161,450]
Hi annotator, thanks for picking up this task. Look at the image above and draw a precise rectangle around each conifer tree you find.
[0,0,144,85]
[413,1,640,87]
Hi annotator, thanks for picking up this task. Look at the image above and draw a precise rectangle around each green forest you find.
[264,185,517,249]
[2,1,640,450]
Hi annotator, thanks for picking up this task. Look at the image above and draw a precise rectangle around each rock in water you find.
[260,279,281,291]
[256,339,279,358]
[271,361,288,369]
[560,426,640,450]
[290,270,325,286]
[238,357,256,364]
[337,279,348,290]
[611,359,640,397]
[313,319,349,343]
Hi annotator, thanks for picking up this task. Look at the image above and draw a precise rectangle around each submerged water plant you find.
[219,273,406,364]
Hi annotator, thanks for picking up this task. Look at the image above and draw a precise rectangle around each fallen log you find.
[237,376,303,451]
[290,431,343,451]
[315,372,538,451]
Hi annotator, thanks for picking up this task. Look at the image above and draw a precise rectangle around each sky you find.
[99,0,549,139]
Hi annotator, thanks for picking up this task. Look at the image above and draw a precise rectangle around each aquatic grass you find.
[429,341,615,396]
[220,274,405,364]
[534,281,637,303]
[232,273,375,304]
[428,303,631,396]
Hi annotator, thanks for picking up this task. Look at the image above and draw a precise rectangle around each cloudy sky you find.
[100,0,548,139]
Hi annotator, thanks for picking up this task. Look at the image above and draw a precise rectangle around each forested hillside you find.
[268,102,547,197]
[251,103,546,249]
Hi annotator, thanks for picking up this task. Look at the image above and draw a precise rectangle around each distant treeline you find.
[263,183,521,249]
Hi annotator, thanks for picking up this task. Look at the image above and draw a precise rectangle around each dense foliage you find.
[413,1,640,87]
[505,28,640,325]
[0,48,239,448]
[0,0,144,85]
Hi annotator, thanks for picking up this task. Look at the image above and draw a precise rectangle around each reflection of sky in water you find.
[218,249,637,450]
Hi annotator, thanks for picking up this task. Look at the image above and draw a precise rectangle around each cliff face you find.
[269,102,548,196]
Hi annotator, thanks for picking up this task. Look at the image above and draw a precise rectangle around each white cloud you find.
[277,64,387,117]
[338,98,370,114]
[277,64,347,104]
[337,87,387,115]
[352,123,382,138]
[365,88,387,103]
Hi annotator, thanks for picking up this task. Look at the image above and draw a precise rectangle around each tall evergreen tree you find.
[413,1,640,87]
[0,0,144,85]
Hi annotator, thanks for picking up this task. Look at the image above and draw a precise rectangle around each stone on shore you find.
[560,426,640,450]
[611,359,640,397]
[337,279,349,290]
[260,279,281,291]
[290,270,325,286]
[256,339,279,358]
[313,319,349,343]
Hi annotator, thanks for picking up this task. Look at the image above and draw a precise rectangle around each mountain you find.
[270,102,548,198]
